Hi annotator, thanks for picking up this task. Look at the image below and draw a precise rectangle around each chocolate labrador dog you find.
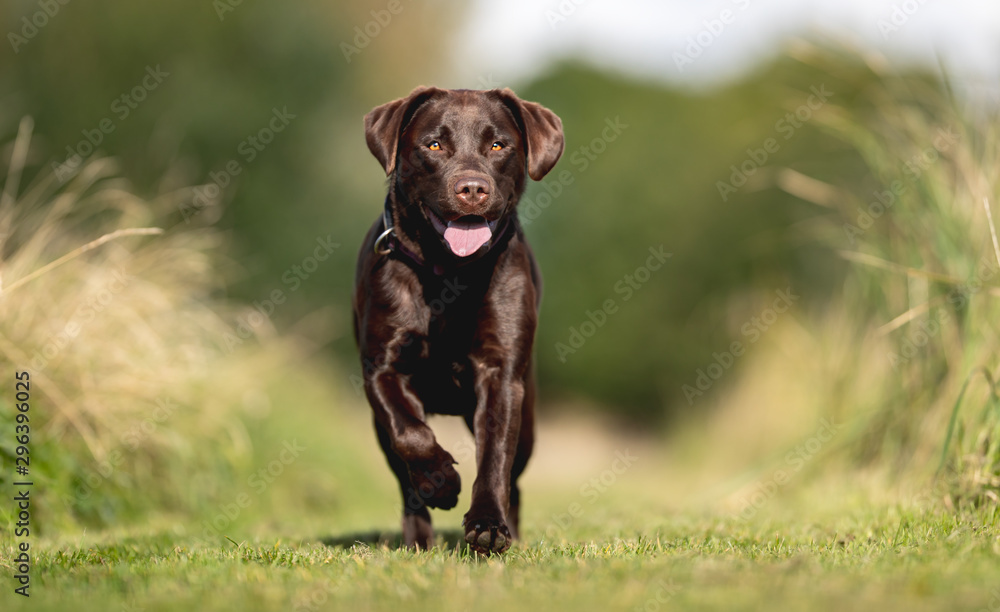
[352,87,563,554]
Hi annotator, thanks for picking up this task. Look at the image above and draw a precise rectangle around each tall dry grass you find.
[671,47,1000,514]
[785,46,1000,506]
[0,117,283,530]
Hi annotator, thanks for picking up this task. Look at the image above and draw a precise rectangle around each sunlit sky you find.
[454,0,1000,97]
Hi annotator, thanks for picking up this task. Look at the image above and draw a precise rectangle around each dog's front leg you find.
[463,361,525,554]
[363,331,461,547]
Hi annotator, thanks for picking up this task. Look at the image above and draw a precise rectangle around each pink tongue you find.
[443,218,492,257]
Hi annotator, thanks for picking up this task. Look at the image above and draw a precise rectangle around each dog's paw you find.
[463,514,512,555]
[407,450,461,510]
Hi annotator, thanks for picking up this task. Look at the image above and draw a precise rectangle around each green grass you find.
[3,507,997,611]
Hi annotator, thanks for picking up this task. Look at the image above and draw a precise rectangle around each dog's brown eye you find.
[491,142,504,151]
[428,141,441,151]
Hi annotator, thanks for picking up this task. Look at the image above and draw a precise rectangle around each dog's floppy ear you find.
[364,86,441,176]
[494,89,565,181]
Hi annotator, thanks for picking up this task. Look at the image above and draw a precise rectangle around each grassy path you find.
[4,508,997,611]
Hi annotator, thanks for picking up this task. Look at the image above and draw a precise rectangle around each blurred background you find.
[0,0,998,539]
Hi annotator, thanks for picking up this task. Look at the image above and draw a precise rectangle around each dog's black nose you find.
[454,176,490,208]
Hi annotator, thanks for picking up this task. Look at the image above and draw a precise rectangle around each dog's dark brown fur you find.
[352,87,563,554]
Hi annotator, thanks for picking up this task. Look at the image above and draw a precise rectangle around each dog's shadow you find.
[320,529,467,551]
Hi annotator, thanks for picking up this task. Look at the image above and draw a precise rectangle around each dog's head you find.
[365,87,564,258]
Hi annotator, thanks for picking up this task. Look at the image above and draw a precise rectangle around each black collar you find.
[373,197,514,275]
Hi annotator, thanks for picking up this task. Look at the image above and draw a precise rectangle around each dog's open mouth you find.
[429,211,498,257]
